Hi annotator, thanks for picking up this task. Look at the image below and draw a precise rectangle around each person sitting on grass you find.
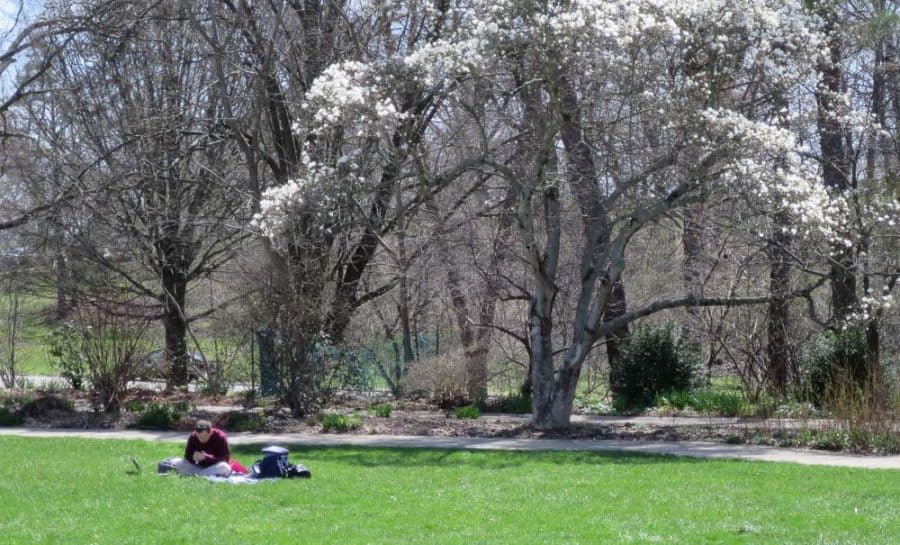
[172,419,232,477]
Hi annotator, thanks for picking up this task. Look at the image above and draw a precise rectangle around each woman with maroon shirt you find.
[172,420,232,476]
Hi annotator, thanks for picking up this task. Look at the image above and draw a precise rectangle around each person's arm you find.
[184,435,198,462]
[203,432,230,464]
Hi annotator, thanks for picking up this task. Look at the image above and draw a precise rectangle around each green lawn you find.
[0,437,897,544]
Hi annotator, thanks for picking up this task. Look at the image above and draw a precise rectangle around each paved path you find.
[1,427,898,470]
[407,411,843,430]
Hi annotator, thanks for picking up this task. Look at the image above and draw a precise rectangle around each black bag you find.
[250,446,289,479]
[250,446,312,479]
[287,463,311,479]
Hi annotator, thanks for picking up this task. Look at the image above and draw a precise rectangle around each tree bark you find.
[766,208,793,396]
[681,202,705,355]
[813,1,857,323]
[162,267,189,387]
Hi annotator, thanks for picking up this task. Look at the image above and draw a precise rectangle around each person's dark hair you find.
[194,419,212,432]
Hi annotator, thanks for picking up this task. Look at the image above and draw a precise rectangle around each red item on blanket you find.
[230,459,249,475]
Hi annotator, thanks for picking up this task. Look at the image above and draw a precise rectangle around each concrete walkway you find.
[2,427,898,470]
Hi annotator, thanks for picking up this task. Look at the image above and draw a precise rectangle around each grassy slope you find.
[2,293,55,376]
[0,437,897,545]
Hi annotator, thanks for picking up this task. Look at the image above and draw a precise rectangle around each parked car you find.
[135,350,212,381]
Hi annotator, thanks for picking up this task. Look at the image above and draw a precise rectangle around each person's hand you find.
[192,450,206,463]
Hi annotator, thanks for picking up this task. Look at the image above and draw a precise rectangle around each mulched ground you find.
[5,387,894,454]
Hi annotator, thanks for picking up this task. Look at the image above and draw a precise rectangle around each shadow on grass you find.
[229,444,704,470]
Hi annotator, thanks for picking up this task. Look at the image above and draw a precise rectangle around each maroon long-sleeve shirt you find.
[184,428,230,467]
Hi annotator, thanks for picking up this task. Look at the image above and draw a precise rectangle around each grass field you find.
[0,437,897,544]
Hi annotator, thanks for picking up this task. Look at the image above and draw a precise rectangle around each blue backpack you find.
[250,446,311,479]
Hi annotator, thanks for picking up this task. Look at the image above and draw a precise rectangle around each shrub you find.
[454,405,481,419]
[134,402,183,430]
[480,394,532,414]
[72,306,150,412]
[872,432,900,455]
[20,395,75,418]
[45,324,88,391]
[610,323,698,410]
[371,403,392,418]
[0,407,22,426]
[215,411,263,432]
[403,351,470,407]
[805,329,869,406]
[321,412,362,432]
[813,430,848,451]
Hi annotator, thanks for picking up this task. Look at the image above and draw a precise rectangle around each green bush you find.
[217,411,263,432]
[134,403,183,430]
[480,394,532,414]
[371,403,392,418]
[805,329,869,406]
[454,405,481,419]
[321,412,362,432]
[45,324,88,391]
[20,395,75,418]
[0,407,23,426]
[610,324,698,410]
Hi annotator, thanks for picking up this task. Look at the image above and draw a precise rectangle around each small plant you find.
[454,405,480,419]
[134,402,183,430]
[321,412,362,432]
[688,389,748,417]
[371,403,392,418]
[654,390,692,411]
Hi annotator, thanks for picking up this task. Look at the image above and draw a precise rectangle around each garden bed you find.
[3,386,898,455]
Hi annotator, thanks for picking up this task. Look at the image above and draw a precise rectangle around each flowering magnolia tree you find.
[253,0,888,427]
[238,0,491,414]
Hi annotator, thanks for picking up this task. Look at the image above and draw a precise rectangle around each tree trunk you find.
[532,352,583,430]
[604,280,630,378]
[681,202,705,367]
[861,8,886,382]
[162,268,189,388]
[813,2,857,323]
[766,209,793,396]
[54,249,70,321]
[530,69,607,430]
[397,215,415,365]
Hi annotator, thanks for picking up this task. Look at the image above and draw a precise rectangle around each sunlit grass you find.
[0,437,897,545]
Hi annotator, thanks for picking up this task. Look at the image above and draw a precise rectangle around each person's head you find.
[194,420,213,443]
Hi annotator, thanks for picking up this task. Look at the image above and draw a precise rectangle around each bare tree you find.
[36,0,250,387]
